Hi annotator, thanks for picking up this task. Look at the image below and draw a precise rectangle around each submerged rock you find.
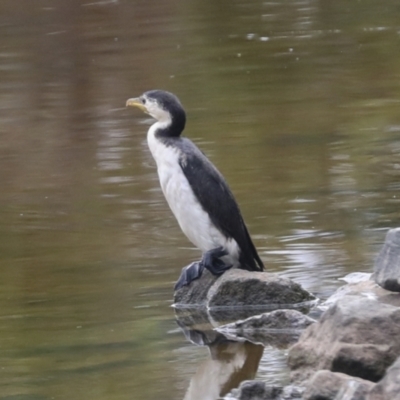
[220,309,315,331]
[373,227,400,292]
[174,268,316,308]
[288,296,400,383]
[217,309,316,347]
[303,370,374,400]
[225,381,304,400]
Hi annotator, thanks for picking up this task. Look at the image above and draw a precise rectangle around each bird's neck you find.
[150,110,186,139]
[147,121,181,164]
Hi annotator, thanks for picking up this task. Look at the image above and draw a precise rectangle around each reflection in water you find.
[176,310,264,400]
[184,340,263,400]
[175,304,311,399]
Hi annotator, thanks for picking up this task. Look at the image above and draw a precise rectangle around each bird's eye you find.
[142,98,146,104]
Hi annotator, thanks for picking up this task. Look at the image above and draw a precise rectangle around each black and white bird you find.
[126,90,264,290]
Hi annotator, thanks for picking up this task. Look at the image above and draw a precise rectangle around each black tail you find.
[239,225,264,272]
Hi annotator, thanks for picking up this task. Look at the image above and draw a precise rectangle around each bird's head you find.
[126,90,186,136]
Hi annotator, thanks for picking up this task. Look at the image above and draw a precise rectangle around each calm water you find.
[1,0,400,399]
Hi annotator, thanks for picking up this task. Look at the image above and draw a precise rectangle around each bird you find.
[126,90,264,290]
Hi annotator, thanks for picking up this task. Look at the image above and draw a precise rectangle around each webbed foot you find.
[174,261,204,291]
[202,246,232,275]
[174,247,233,291]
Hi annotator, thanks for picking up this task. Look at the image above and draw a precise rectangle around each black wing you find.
[177,138,264,272]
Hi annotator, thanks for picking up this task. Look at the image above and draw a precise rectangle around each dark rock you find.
[288,296,400,383]
[217,309,315,347]
[373,228,400,292]
[226,381,283,400]
[368,356,400,400]
[174,268,315,308]
[174,268,218,306]
[303,370,374,400]
[207,269,315,308]
[226,382,304,400]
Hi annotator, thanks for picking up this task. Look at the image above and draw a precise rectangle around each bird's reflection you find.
[176,312,264,400]
[186,340,263,400]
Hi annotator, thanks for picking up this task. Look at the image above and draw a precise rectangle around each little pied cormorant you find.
[126,90,264,290]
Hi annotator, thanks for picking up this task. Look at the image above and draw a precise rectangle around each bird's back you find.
[174,137,264,272]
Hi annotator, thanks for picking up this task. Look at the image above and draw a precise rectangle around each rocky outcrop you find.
[222,228,400,400]
[368,357,400,400]
[373,228,400,292]
[288,296,400,383]
[303,370,374,400]
[174,268,316,308]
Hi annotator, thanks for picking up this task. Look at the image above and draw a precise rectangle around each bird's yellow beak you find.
[126,97,147,112]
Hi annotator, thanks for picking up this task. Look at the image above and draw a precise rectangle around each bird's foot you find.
[201,246,232,276]
[174,247,232,291]
[174,261,204,291]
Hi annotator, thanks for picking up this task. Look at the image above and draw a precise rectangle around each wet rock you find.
[368,356,400,400]
[174,268,315,308]
[207,269,315,308]
[288,296,400,383]
[225,382,304,400]
[217,309,316,347]
[225,381,283,400]
[174,268,217,306]
[303,370,374,400]
[208,306,294,325]
[220,309,316,331]
[373,228,400,292]
[320,278,400,311]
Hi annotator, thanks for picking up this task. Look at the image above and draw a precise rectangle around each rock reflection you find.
[175,306,311,399]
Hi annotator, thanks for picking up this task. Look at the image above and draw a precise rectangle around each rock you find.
[174,268,218,306]
[207,269,315,308]
[224,381,304,400]
[225,381,283,400]
[217,309,316,347]
[174,268,315,308]
[225,382,304,400]
[373,228,400,292]
[339,272,372,284]
[221,309,315,331]
[320,279,400,311]
[303,370,374,400]
[368,356,400,400]
[288,296,400,383]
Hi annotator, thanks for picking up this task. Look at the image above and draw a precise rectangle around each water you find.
[1,0,400,399]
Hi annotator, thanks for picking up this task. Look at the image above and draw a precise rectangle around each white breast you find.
[147,123,239,265]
